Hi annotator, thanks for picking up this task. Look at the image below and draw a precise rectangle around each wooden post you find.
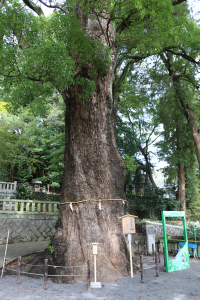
[140,255,144,283]
[155,252,159,277]
[163,246,165,267]
[138,241,140,255]
[44,259,48,290]
[17,256,21,284]
[144,241,147,256]
[87,259,91,291]
[152,244,154,259]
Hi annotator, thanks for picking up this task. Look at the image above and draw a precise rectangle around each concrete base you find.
[91,282,102,289]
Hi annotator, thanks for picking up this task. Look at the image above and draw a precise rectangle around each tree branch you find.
[146,123,161,146]
[0,0,5,10]
[172,0,186,6]
[22,0,44,16]
[38,0,68,14]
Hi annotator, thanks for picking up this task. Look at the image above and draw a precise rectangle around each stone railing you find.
[0,199,59,214]
[0,181,17,198]
[0,199,60,244]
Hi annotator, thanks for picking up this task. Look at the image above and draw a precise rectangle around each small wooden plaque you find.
[119,215,138,234]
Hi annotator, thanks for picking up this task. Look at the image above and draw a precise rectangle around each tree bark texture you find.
[51,12,131,282]
[178,163,186,211]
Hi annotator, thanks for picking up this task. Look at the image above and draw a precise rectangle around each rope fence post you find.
[44,259,48,290]
[138,241,140,255]
[140,255,144,283]
[152,244,154,259]
[17,256,21,284]
[155,252,159,277]
[87,259,91,291]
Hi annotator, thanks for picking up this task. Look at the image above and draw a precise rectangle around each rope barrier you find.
[60,198,127,205]
[142,257,155,262]
[48,264,86,268]
[5,267,17,272]
[20,271,43,276]
[4,256,91,291]
[140,252,159,283]
[21,263,44,267]
[49,274,85,277]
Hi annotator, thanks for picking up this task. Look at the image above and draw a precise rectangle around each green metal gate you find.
[162,211,190,272]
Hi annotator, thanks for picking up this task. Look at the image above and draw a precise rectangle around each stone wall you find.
[0,199,59,244]
[136,221,184,238]
[0,216,57,245]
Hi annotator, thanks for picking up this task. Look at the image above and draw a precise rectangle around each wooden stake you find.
[152,244,154,259]
[87,259,91,291]
[138,241,140,255]
[17,256,21,284]
[155,252,159,277]
[44,259,48,290]
[140,255,144,283]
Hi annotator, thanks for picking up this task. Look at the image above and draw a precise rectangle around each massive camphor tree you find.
[1,0,200,281]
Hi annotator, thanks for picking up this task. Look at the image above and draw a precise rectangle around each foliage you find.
[127,189,179,220]
[47,241,55,254]
[0,0,200,219]
[124,154,139,175]
[0,1,111,105]
[12,182,33,200]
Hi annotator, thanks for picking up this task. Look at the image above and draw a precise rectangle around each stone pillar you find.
[146,225,155,255]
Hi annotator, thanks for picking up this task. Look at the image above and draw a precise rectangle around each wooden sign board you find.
[119,215,138,234]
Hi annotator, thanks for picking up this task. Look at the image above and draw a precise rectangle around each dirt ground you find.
[0,255,200,300]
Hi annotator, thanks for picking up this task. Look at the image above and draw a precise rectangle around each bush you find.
[127,189,179,220]
[12,182,33,200]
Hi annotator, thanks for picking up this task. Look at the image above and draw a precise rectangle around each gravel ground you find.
[0,257,200,300]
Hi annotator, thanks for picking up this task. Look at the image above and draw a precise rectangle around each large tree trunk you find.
[51,12,130,283]
[178,163,185,211]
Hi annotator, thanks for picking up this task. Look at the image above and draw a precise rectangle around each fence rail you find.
[4,256,91,291]
[0,199,59,213]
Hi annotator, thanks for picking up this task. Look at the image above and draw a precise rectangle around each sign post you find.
[128,234,133,278]
[91,243,101,289]
[119,215,137,278]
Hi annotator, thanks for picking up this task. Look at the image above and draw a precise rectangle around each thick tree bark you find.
[50,12,131,282]
[178,163,185,211]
